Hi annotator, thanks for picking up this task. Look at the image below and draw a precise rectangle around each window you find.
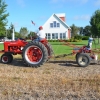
[46,33,47,39]
[60,33,66,39]
[55,33,58,39]
[52,33,55,39]
[60,33,63,39]
[53,21,56,27]
[52,33,58,39]
[50,21,60,28]
[50,23,53,28]
[48,33,51,39]
[63,33,66,39]
[46,33,51,39]
[57,23,60,27]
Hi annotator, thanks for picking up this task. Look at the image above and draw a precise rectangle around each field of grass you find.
[0,40,100,56]
[50,40,100,55]
[0,43,4,50]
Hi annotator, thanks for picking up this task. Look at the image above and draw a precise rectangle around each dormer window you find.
[50,23,53,28]
[54,21,56,27]
[57,23,60,27]
[50,21,60,28]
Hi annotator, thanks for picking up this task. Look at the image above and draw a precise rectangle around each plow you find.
[55,39,100,67]
[0,38,100,67]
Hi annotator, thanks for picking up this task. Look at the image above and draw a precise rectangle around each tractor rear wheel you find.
[22,41,48,67]
[76,53,90,67]
[1,53,13,64]
[46,43,54,57]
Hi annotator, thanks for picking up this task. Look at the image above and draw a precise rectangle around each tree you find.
[15,31,20,38]
[90,9,100,43]
[79,27,84,35]
[27,31,36,39]
[83,25,91,36]
[19,27,29,38]
[70,24,79,37]
[0,0,9,36]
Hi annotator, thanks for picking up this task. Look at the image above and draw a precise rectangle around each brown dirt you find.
[0,57,100,100]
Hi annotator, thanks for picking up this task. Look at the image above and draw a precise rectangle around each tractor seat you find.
[40,38,48,43]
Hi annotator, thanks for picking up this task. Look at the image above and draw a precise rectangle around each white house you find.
[42,13,71,40]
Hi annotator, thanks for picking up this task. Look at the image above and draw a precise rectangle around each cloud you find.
[94,0,100,6]
[73,15,90,20]
[16,0,25,7]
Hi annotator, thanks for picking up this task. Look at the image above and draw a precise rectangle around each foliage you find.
[90,9,100,43]
[82,36,89,40]
[27,31,36,39]
[48,40,59,42]
[83,25,91,36]
[74,35,82,40]
[0,0,9,36]
[70,24,80,37]
[15,31,20,38]
[19,27,29,38]
[79,27,83,35]
[78,26,91,36]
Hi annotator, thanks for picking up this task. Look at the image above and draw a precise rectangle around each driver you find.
[33,26,46,42]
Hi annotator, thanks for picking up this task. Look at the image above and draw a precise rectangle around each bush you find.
[82,36,89,40]
[74,35,82,40]
[68,38,79,42]
[48,40,59,42]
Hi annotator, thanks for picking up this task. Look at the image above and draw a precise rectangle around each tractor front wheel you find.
[1,53,13,64]
[22,41,48,67]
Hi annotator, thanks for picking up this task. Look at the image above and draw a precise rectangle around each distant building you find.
[42,13,71,40]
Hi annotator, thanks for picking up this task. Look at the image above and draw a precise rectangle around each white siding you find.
[43,14,70,39]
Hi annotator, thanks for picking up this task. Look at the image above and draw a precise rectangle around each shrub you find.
[74,35,82,40]
[48,39,60,42]
[82,36,89,40]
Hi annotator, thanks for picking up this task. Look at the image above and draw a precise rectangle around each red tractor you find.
[0,39,53,67]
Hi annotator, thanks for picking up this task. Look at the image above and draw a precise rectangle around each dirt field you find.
[0,57,100,100]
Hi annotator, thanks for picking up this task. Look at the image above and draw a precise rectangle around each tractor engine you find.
[4,39,28,54]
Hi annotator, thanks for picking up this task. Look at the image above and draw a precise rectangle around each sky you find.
[5,0,100,32]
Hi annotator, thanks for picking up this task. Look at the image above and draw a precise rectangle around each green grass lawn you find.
[49,40,100,55]
[0,40,100,56]
[0,43,4,50]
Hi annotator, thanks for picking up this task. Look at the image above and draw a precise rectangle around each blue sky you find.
[6,0,100,32]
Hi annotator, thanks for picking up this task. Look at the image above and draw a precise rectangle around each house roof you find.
[43,13,71,29]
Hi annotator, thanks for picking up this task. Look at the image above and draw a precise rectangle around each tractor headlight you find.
[21,47,24,50]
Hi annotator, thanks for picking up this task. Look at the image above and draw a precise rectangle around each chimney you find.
[59,17,65,22]
[56,13,66,22]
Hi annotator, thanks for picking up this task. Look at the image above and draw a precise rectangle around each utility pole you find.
[11,24,15,40]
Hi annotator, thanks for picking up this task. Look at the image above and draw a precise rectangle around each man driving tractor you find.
[33,26,46,42]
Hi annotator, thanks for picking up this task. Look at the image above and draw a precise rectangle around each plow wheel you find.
[22,41,48,67]
[75,53,80,60]
[76,53,90,67]
[1,53,13,64]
